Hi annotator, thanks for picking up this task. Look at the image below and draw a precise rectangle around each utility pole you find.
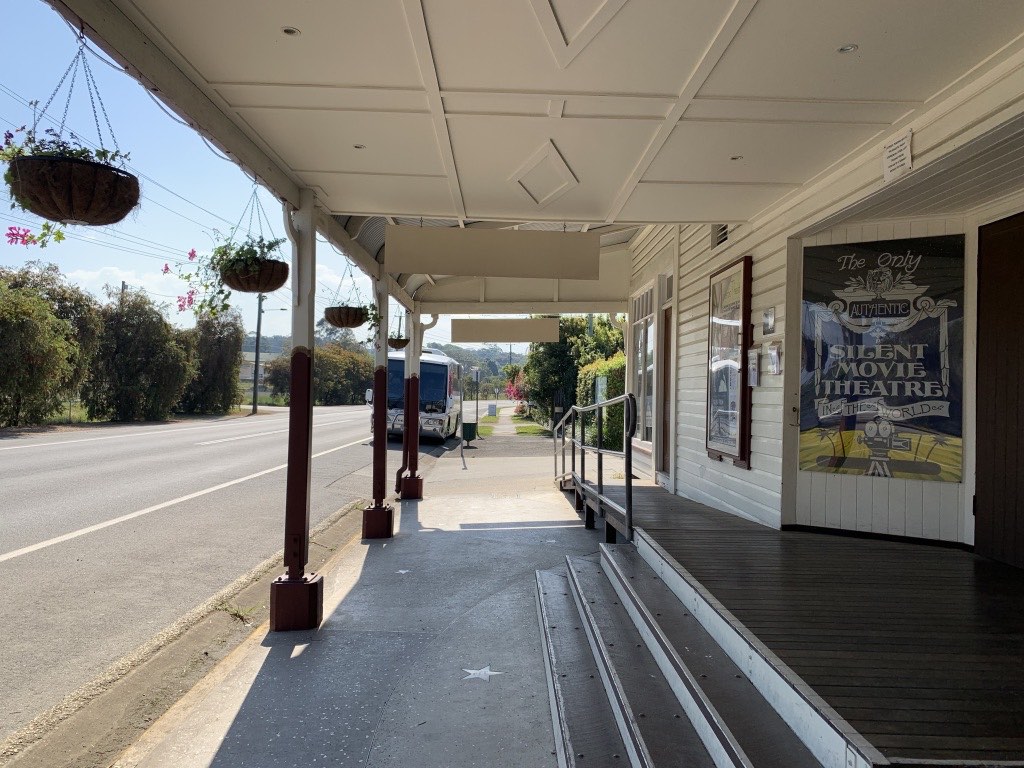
[509,343,512,368]
[251,293,264,415]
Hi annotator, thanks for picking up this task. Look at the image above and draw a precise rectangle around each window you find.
[631,286,655,444]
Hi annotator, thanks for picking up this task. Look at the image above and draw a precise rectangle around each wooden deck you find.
[584,482,1024,763]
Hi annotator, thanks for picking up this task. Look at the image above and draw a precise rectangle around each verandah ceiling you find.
[50,0,1024,227]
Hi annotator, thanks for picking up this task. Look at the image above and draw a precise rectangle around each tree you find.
[315,318,366,353]
[0,283,75,427]
[522,316,624,423]
[176,310,245,414]
[0,262,101,397]
[313,344,373,405]
[265,343,373,406]
[82,288,194,421]
[264,354,291,400]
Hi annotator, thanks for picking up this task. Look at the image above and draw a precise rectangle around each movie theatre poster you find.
[800,235,964,481]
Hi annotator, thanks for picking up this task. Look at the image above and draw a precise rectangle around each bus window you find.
[422,363,448,414]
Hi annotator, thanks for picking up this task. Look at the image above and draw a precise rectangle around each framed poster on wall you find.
[800,235,964,481]
[706,255,752,467]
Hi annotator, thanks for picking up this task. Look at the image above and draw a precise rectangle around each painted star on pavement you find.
[462,666,503,681]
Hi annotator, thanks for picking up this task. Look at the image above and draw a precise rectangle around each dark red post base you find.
[362,504,395,538]
[400,475,423,499]
[269,573,324,632]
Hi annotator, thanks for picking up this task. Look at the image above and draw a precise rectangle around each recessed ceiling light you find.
[281,26,301,37]
[730,155,743,161]
[353,144,366,150]
[837,43,858,54]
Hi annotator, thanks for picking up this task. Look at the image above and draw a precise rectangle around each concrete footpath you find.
[114,438,597,768]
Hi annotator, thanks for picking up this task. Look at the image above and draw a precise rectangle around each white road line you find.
[196,417,364,445]
[0,436,370,563]
[0,413,365,452]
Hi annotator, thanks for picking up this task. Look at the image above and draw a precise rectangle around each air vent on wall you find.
[712,223,729,247]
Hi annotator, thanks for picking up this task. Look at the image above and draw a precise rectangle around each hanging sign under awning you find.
[451,318,560,343]
[385,225,600,279]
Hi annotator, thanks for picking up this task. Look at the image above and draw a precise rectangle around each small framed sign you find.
[762,307,776,336]
[766,341,781,375]
[747,348,760,387]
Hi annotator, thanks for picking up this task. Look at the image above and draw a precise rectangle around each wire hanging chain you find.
[34,45,81,135]
[81,51,121,154]
[227,182,281,244]
[33,37,123,155]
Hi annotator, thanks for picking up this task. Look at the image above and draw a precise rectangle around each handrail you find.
[554,392,637,540]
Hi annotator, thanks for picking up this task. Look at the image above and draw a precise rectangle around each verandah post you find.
[269,188,323,631]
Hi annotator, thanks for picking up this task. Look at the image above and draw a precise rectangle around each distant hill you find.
[242,335,525,375]
[425,342,525,374]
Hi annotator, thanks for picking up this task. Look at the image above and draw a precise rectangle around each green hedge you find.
[575,352,626,450]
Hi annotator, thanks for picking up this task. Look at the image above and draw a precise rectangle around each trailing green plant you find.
[165,235,286,316]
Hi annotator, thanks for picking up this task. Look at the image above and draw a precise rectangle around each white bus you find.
[383,348,462,441]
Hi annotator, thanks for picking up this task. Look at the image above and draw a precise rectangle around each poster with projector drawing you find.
[800,235,964,481]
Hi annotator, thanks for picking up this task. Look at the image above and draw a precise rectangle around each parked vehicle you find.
[369,349,462,440]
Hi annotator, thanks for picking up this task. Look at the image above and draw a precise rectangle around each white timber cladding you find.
[796,220,967,542]
[628,46,1024,533]
[671,223,786,527]
[628,225,678,479]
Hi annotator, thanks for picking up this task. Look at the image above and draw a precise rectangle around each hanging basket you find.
[6,155,140,225]
[387,337,410,350]
[324,305,368,328]
[220,259,289,293]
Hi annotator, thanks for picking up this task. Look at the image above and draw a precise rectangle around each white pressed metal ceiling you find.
[98,0,1024,225]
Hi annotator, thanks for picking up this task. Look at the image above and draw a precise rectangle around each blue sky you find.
[1,1,512,349]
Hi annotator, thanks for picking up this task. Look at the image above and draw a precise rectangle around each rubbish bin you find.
[462,421,477,444]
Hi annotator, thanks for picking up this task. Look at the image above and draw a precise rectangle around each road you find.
[0,406,435,741]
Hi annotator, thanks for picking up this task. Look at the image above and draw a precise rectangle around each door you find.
[977,212,1024,568]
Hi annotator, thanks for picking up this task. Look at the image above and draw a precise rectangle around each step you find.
[565,554,717,768]
[536,567,630,768]
[631,529,881,768]
[600,543,823,768]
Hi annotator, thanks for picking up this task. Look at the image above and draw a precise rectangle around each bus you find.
[382,348,462,440]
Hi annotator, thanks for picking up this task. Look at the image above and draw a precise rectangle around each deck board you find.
[583,482,1024,762]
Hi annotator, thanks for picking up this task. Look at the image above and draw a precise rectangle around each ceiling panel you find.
[236,109,445,176]
[645,120,883,184]
[619,182,793,222]
[700,0,1024,103]
[423,0,730,96]
[216,84,430,113]
[447,114,658,220]
[124,0,423,88]
[684,97,909,126]
[304,172,456,217]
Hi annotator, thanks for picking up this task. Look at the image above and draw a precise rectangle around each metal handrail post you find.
[561,419,566,479]
[596,402,603,499]
[579,410,585,487]
[624,395,634,539]
[571,410,576,476]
